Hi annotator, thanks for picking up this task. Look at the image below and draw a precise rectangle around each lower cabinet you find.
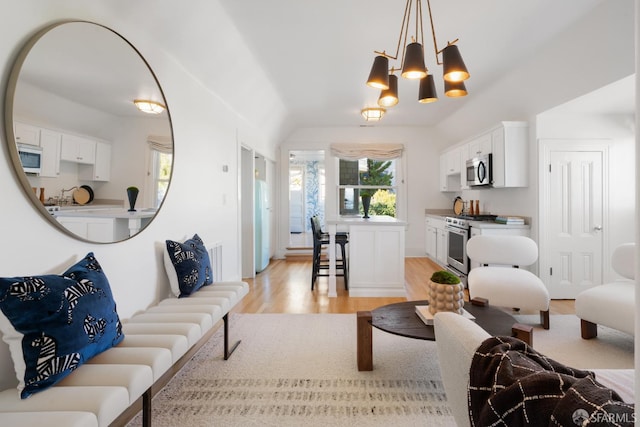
[56,216,128,242]
[348,224,406,297]
[425,216,448,267]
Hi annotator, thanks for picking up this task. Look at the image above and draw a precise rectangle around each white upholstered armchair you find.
[575,243,636,338]
[466,235,551,329]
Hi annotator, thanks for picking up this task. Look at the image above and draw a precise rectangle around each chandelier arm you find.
[425,0,443,65]
[373,0,412,61]
[400,0,413,65]
[417,0,426,61]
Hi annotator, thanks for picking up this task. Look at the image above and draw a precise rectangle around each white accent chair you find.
[575,243,636,339]
[466,235,550,329]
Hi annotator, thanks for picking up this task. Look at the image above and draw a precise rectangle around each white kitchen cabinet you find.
[38,129,62,178]
[436,227,448,265]
[60,134,96,164]
[347,222,406,297]
[439,148,462,192]
[425,216,447,266]
[491,121,528,188]
[459,144,470,190]
[79,141,111,181]
[56,216,126,243]
[467,133,492,157]
[425,222,437,258]
[14,122,40,146]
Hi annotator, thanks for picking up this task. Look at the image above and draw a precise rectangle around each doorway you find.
[288,150,325,249]
[539,140,608,299]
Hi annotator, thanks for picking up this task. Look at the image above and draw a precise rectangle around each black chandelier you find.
[366,0,469,108]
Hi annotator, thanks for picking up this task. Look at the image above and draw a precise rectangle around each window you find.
[151,149,172,208]
[338,158,397,217]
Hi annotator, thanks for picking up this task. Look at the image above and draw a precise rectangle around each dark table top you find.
[371,300,516,340]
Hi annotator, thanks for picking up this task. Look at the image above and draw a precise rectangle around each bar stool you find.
[310,216,348,290]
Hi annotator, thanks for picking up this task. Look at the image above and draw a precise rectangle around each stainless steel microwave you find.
[466,154,492,187]
[17,143,42,174]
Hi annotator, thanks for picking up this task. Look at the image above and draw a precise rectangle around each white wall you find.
[0,2,280,316]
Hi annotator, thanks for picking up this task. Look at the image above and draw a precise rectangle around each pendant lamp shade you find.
[418,74,438,103]
[401,42,427,79]
[442,44,469,82]
[367,55,390,89]
[444,80,468,97]
[378,74,399,107]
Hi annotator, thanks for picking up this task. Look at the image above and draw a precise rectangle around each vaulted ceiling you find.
[216,0,618,128]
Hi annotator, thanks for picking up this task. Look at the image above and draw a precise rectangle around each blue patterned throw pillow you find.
[164,234,213,298]
[0,252,124,399]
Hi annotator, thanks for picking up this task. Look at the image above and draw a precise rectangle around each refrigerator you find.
[255,179,270,272]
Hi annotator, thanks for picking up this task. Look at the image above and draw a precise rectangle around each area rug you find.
[513,314,634,369]
[127,313,456,427]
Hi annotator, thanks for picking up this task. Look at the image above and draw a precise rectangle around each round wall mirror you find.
[4,21,173,243]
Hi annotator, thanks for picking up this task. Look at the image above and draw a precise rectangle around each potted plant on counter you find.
[427,270,464,315]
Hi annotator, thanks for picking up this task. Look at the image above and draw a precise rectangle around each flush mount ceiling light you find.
[366,0,469,107]
[133,99,165,114]
[361,107,386,121]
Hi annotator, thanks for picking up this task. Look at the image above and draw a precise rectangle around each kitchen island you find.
[325,215,407,297]
[54,208,155,242]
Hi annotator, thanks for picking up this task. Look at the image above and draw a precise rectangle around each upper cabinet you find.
[60,134,96,164]
[439,147,462,192]
[39,129,62,178]
[78,141,111,181]
[491,122,528,188]
[14,122,40,146]
[467,133,492,157]
[14,121,111,181]
[439,121,528,191]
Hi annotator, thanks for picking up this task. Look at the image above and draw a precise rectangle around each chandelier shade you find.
[444,80,467,97]
[366,55,390,90]
[442,44,470,82]
[418,74,438,103]
[378,74,399,107]
[401,42,427,79]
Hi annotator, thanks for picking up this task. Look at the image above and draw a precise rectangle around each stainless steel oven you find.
[445,217,470,276]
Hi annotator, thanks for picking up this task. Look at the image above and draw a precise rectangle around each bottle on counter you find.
[39,188,45,204]
[475,200,480,215]
[469,200,475,215]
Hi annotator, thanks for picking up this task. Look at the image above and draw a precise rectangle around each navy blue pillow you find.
[0,252,124,399]
[164,234,213,298]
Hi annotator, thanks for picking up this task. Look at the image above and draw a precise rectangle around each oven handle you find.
[445,225,468,236]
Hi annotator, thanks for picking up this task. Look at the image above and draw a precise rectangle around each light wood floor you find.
[234,257,575,315]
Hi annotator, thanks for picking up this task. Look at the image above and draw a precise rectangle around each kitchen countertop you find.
[425,209,530,229]
[54,208,156,219]
[326,215,407,226]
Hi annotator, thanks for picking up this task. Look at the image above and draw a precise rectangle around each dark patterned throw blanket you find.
[468,336,634,426]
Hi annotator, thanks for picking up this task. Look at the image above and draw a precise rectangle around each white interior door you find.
[542,145,605,298]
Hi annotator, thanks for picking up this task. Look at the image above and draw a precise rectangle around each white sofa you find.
[575,243,635,338]
[433,312,634,427]
[0,280,249,427]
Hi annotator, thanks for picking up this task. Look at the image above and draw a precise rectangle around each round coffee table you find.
[356,299,532,371]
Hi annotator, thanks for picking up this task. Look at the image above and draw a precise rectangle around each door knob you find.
[593,225,602,231]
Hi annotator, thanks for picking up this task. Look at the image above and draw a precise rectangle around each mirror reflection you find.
[5,21,173,243]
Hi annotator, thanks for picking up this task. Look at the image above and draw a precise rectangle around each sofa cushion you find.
[164,234,213,297]
[0,253,124,398]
